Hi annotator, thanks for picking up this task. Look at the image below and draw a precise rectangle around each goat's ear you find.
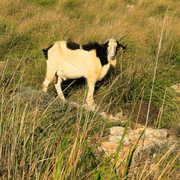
[117,41,126,50]
[102,41,109,48]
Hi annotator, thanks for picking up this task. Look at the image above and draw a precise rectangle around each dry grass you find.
[0,0,180,179]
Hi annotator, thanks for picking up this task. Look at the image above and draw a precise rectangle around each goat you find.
[42,39,125,109]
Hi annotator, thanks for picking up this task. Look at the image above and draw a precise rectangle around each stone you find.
[110,126,125,135]
[149,17,156,24]
[109,114,119,122]
[101,141,118,156]
[171,84,180,94]
[100,112,108,119]
[109,135,131,145]
[99,109,127,123]
[97,110,179,178]
[144,128,167,139]
[115,111,123,119]
[101,141,118,149]
[126,5,135,13]
[100,126,175,161]
[121,115,128,123]
[128,131,142,140]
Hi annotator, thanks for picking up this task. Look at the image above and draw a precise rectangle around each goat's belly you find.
[56,68,85,80]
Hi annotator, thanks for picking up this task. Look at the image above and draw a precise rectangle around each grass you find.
[0,0,180,179]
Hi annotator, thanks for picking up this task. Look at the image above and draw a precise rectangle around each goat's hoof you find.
[42,88,47,93]
[57,97,66,104]
[69,101,79,107]
[84,103,97,111]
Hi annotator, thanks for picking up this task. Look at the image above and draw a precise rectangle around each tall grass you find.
[145,5,169,128]
[0,54,179,179]
[0,0,180,179]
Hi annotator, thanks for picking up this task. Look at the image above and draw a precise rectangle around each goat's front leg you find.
[86,78,96,109]
[43,71,55,93]
[54,76,66,101]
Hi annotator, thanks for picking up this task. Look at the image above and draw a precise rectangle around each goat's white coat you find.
[43,39,119,108]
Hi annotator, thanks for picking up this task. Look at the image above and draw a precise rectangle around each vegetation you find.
[0,0,179,179]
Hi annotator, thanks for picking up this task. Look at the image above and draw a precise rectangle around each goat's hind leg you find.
[54,75,66,101]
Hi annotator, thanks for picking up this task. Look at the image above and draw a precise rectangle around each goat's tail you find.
[42,44,54,60]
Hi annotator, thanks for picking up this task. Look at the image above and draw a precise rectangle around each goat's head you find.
[103,39,126,67]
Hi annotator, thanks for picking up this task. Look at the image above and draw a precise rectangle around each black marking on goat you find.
[96,43,109,66]
[117,41,126,50]
[82,42,99,51]
[113,41,126,57]
[66,40,126,67]
[67,41,80,50]
[42,44,53,60]
[82,42,109,66]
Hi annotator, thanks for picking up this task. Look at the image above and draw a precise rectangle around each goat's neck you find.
[97,63,110,81]
[108,58,116,67]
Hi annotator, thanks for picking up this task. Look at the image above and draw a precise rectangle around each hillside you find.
[0,0,180,179]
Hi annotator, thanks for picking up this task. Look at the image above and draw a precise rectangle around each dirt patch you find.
[131,102,159,126]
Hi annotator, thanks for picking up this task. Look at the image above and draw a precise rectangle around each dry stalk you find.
[144,143,177,179]
[145,5,170,128]
[158,88,167,129]
[157,151,180,180]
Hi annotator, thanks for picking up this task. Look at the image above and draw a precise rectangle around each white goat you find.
[42,39,125,108]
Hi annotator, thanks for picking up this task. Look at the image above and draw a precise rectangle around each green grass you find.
[0,0,180,179]
[33,0,56,6]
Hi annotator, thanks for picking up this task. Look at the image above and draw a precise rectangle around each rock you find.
[170,84,180,102]
[115,111,123,119]
[109,114,119,122]
[96,109,179,177]
[129,130,143,140]
[99,109,127,123]
[171,84,180,94]
[99,125,178,168]
[101,141,118,150]
[110,126,125,135]
[100,112,108,119]
[126,5,135,13]
[149,17,156,24]
[144,128,167,139]
[121,115,128,123]
[101,141,118,156]
[109,135,131,145]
